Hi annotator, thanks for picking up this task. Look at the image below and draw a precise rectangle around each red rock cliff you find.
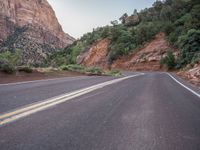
[0,0,75,64]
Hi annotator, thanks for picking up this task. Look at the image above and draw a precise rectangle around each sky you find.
[47,0,155,39]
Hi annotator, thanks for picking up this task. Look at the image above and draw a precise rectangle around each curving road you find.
[0,72,200,150]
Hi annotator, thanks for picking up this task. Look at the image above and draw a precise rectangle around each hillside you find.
[0,0,75,65]
[48,0,199,73]
[76,33,174,71]
[112,32,175,71]
[0,0,199,84]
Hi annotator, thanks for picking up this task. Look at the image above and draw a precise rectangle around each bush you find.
[160,51,176,69]
[163,22,175,35]
[0,49,21,66]
[0,60,16,74]
[108,25,136,63]
[177,29,200,67]
[18,66,33,73]
[134,22,161,45]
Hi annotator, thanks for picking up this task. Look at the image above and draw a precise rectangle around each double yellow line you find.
[0,74,144,126]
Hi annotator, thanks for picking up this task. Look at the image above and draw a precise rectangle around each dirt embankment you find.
[177,63,200,88]
[77,39,111,68]
[0,70,84,84]
[112,33,177,71]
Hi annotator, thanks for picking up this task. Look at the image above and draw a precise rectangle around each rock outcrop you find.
[124,15,140,26]
[77,39,111,68]
[0,0,75,64]
[119,13,140,26]
[177,63,200,87]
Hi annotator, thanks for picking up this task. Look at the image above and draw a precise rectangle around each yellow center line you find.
[0,73,144,126]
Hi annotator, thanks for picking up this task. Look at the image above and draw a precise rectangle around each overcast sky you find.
[47,0,155,39]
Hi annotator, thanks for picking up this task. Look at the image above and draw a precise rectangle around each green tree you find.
[177,29,200,66]
[110,20,118,26]
[190,4,200,28]
[160,5,172,21]
[119,13,128,24]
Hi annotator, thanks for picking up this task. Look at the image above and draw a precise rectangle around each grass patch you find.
[85,67,103,75]
[105,70,122,76]
[60,64,103,75]
[60,64,121,76]
[60,64,85,72]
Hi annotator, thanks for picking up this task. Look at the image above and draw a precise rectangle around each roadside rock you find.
[177,63,200,87]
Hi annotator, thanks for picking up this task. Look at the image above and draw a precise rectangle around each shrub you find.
[18,66,33,73]
[177,29,200,67]
[163,21,175,35]
[0,60,16,74]
[160,51,176,69]
[0,49,21,66]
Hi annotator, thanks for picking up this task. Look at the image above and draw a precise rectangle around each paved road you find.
[0,72,200,150]
[0,76,118,113]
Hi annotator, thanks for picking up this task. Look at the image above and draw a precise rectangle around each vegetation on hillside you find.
[60,64,121,76]
[0,49,21,73]
[0,49,33,74]
[48,0,199,70]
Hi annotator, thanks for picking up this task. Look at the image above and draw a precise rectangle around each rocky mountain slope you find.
[0,0,75,64]
[77,33,176,71]
[112,33,178,71]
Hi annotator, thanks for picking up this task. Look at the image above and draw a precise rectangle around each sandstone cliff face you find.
[0,0,75,64]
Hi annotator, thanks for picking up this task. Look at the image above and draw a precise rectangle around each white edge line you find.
[167,73,200,98]
[0,76,89,86]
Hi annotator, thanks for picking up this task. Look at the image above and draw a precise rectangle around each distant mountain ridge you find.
[0,0,75,64]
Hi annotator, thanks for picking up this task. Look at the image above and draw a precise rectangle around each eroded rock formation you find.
[77,39,111,68]
[0,0,75,64]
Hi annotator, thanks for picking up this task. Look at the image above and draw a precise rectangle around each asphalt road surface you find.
[0,72,200,150]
